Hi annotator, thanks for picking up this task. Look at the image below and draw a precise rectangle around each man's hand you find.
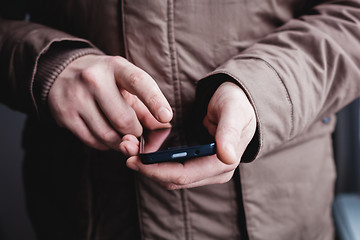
[48,55,173,151]
[122,81,256,189]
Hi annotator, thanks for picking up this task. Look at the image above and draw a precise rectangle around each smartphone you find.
[139,125,216,164]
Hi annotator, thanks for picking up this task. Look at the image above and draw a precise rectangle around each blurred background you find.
[0,99,359,240]
[334,98,360,194]
[0,105,36,240]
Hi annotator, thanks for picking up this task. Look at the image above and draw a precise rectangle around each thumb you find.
[215,110,243,165]
[208,82,256,165]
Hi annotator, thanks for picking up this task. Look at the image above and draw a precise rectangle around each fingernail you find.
[157,107,172,123]
[120,145,128,155]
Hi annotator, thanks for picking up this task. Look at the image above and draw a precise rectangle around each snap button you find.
[322,117,330,124]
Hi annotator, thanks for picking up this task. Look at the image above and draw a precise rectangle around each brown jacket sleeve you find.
[0,17,101,116]
[199,0,360,161]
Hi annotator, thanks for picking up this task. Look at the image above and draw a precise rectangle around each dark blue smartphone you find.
[139,126,216,164]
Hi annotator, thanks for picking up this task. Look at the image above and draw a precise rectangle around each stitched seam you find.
[167,2,190,239]
[121,2,144,239]
[121,0,130,60]
[213,56,294,141]
[246,57,294,138]
[180,189,191,240]
[167,0,183,128]
[257,58,294,138]
[239,167,252,240]
[134,174,145,240]
[229,178,238,239]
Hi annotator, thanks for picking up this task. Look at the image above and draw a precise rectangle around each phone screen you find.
[139,125,216,164]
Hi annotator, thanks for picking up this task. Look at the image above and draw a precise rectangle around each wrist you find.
[33,41,103,115]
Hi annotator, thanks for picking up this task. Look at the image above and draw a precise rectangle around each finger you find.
[79,100,123,150]
[126,155,236,185]
[62,115,109,151]
[122,90,172,130]
[203,116,217,136]
[214,107,244,165]
[119,134,139,156]
[113,59,173,123]
[161,171,235,190]
[215,105,256,165]
[93,80,143,137]
[209,82,256,165]
[122,134,139,144]
[120,140,139,156]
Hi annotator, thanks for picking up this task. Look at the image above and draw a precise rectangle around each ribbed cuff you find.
[33,42,103,110]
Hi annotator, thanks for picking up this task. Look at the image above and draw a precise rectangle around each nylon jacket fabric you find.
[1,0,360,239]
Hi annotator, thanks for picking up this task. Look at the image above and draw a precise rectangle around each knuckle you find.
[164,183,178,191]
[128,72,147,89]
[100,130,119,143]
[221,163,237,172]
[118,114,134,130]
[221,124,241,137]
[117,114,139,135]
[147,93,161,108]
[219,172,234,184]
[58,107,76,123]
[174,175,191,186]
[120,89,132,100]
[110,55,128,66]
[111,118,126,131]
[80,68,100,89]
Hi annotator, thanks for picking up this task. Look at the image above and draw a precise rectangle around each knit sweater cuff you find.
[33,43,103,111]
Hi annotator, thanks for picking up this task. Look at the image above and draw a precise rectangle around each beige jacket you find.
[1,0,360,239]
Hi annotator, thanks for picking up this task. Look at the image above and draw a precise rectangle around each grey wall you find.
[0,104,36,240]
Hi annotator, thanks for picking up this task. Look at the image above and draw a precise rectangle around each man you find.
[1,0,360,239]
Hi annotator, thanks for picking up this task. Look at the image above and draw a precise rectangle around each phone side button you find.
[171,152,187,159]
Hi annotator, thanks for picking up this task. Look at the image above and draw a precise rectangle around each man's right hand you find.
[48,55,173,151]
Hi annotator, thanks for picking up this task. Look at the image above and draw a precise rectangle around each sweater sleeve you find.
[33,42,103,116]
[197,0,360,161]
[0,17,102,116]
